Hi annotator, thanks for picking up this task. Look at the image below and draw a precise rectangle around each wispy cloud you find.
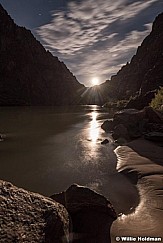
[37,0,161,85]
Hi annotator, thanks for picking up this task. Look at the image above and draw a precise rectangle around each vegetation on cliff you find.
[150,87,163,111]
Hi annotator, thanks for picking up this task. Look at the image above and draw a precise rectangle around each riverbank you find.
[111,138,163,242]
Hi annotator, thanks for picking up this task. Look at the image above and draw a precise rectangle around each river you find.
[0,105,113,193]
[0,105,137,214]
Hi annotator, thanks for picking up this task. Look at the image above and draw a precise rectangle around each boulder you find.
[113,109,146,126]
[0,180,69,243]
[113,109,147,137]
[101,109,147,140]
[144,106,163,124]
[51,184,117,243]
[112,124,130,141]
[101,119,115,132]
[101,107,163,141]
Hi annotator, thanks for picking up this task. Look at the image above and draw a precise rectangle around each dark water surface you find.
[0,105,137,215]
[0,106,110,191]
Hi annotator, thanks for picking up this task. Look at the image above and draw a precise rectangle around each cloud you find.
[36,0,160,85]
[108,24,152,54]
[66,24,152,85]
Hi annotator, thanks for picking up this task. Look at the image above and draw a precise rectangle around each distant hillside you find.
[0,4,84,106]
[89,13,163,108]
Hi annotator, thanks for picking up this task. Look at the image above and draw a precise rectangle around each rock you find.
[51,184,117,243]
[127,124,142,138]
[101,107,163,141]
[113,109,146,126]
[101,139,109,145]
[101,119,115,132]
[144,106,163,124]
[0,180,69,243]
[112,124,130,141]
[126,90,156,110]
[144,132,163,143]
[145,123,163,133]
[103,109,146,140]
[0,134,6,141]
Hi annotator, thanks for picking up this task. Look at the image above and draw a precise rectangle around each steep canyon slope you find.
[0,4,84,106]
[92,13,163,108]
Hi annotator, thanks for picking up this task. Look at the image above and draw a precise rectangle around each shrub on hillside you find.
[103,100,128,109]
[150,87,163,111]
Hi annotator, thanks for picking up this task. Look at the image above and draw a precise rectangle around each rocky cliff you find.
[0,4,84,106]
[98,12,163,108]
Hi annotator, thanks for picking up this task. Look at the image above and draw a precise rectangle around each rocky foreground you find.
[0,181,117,243]
[0,180,69,243]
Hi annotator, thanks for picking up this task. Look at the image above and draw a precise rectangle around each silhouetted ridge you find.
[96,12,163,108]
[0,4,84,106]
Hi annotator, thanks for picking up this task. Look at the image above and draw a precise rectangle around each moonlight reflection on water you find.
[0,105,116,195]
[89,111,99,144]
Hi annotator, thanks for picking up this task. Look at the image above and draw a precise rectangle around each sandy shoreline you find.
[111,139,163,242]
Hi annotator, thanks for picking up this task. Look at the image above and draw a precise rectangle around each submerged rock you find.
[0,134,6,141]
[101,139,109,145]
[0,180,69,243]
[51,184,117,243]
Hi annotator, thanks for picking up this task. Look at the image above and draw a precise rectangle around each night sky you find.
[0,0,163,86]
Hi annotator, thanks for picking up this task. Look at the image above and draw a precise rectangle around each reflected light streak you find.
[89,111,99,143]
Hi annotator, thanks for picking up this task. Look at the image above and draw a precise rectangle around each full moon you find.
[91,77,99,86]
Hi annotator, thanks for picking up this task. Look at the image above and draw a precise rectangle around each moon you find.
[91,77,99,86]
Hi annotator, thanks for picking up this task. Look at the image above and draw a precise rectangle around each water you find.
[0,106,114,193]
[0,105,138,213]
